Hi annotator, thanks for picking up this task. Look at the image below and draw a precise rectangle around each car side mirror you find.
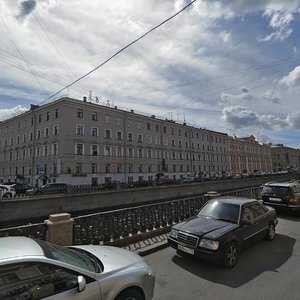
[77,276,86,292]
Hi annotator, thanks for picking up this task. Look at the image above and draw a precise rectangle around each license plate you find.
[269,197,282,202]
[178,244,194,255]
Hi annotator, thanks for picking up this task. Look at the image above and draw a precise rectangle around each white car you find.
[0,236,155,300]
[0,184,16,198]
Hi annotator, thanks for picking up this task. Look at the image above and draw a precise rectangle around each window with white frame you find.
[137,134,143,143]
[44,128,49,137]
[52,143,58,155]
[91,127,98,137]
[76,125,84,135]
[105,115,110,123]
[155,137,160,145]
[53,125,58,135]
[91,144,98,156]
[116,131,123,140]
[76,143,84,155]
[147,149,152,159]
[116,146,123,157]
[104,145,111,156]
[105,129,111,139]
[146,135,152,144]
[128,132,133,141]
[163,138,168,146]
[138,148,143,158]
[128,147,133,158]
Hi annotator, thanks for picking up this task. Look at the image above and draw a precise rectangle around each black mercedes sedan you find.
[168,197,278,268]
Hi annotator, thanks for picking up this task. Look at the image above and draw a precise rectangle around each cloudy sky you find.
[1,0,300,147]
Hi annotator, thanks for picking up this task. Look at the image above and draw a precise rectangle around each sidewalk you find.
[123,233,169,256]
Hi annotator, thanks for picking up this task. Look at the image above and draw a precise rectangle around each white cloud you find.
[222,106,289,130]
[280,66,300,89]
[0,106,28,121]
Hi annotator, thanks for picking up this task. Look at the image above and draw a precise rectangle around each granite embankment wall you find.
[0,174,298,222]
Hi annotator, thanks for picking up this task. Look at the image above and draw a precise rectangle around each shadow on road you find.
[171,233,295,288]
[276,212,300,222]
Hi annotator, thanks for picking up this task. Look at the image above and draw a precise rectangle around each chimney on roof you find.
[83,96,87,102]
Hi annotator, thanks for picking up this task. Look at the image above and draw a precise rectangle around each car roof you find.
[264,181,300,187]
[211,196,257,206]
[0,237,44,260]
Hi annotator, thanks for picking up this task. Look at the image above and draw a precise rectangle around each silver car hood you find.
[73,245,146,274]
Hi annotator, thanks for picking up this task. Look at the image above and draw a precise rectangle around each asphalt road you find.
[144,213,300,300]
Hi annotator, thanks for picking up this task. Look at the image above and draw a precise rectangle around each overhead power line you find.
[40,0,197,105]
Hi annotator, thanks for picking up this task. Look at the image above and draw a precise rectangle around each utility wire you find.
[0,15,47,96]
[40,0,198,105]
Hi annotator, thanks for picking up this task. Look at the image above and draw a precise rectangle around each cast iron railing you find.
[0,223,47,240]
[73,186,262,245]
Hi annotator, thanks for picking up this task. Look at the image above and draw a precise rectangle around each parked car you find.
[0,185,16,198]
[2,182,33,194]
[26,183,68,195]
[129,180,153,188]
[0,236,155,300]
[260,180,300,216]
[168,197,278,268]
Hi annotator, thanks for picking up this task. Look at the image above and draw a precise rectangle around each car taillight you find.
[289,196,298,205]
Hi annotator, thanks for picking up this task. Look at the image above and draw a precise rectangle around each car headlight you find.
[170,228,178,239]
[199,238,219,250]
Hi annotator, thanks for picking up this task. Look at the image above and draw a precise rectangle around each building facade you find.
[229,135,272,175]
[0,97,231,186]
[270,144,300,172]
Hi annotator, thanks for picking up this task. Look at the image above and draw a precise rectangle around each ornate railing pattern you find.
[0,223,47,240]
[73,186,262,245]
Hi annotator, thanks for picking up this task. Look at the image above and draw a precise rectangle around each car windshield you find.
[198,201,240,223]
[35,239,102,273]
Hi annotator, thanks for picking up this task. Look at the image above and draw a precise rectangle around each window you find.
[53,125,58,135]
[128,132,133,141]
[91,144,98,156]
[137,134,143,143]
[76,143,84,155]
[42,127,48,137]
[55,109,58,118]
[138,148,143,158]
[146,135,152,144]
[77,108,83,118]
[38,114,42,123]
[104,145,111,156]
[106,115,110,123]
[44,145,48,156]
[52,143,58,155]
[0,262,84,300]
[147,122,150,130]
[76,163,82,173]
[105,163,110,173]
[76,125,84,135]
[92,163,97,173]
[155,137,160,145]
[128,147,133,158]
[116,146,123,157]
[91,127,98,137]
[155,124,159,132]
[147,149,152,159]
[105,129,111,139]
[92,112,97,121]
[37,130,41,139]
[116,131,123,140]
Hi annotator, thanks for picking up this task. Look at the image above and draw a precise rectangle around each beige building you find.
[270,144,300,172]
[229,135,272,175]
[0,97,231,186]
